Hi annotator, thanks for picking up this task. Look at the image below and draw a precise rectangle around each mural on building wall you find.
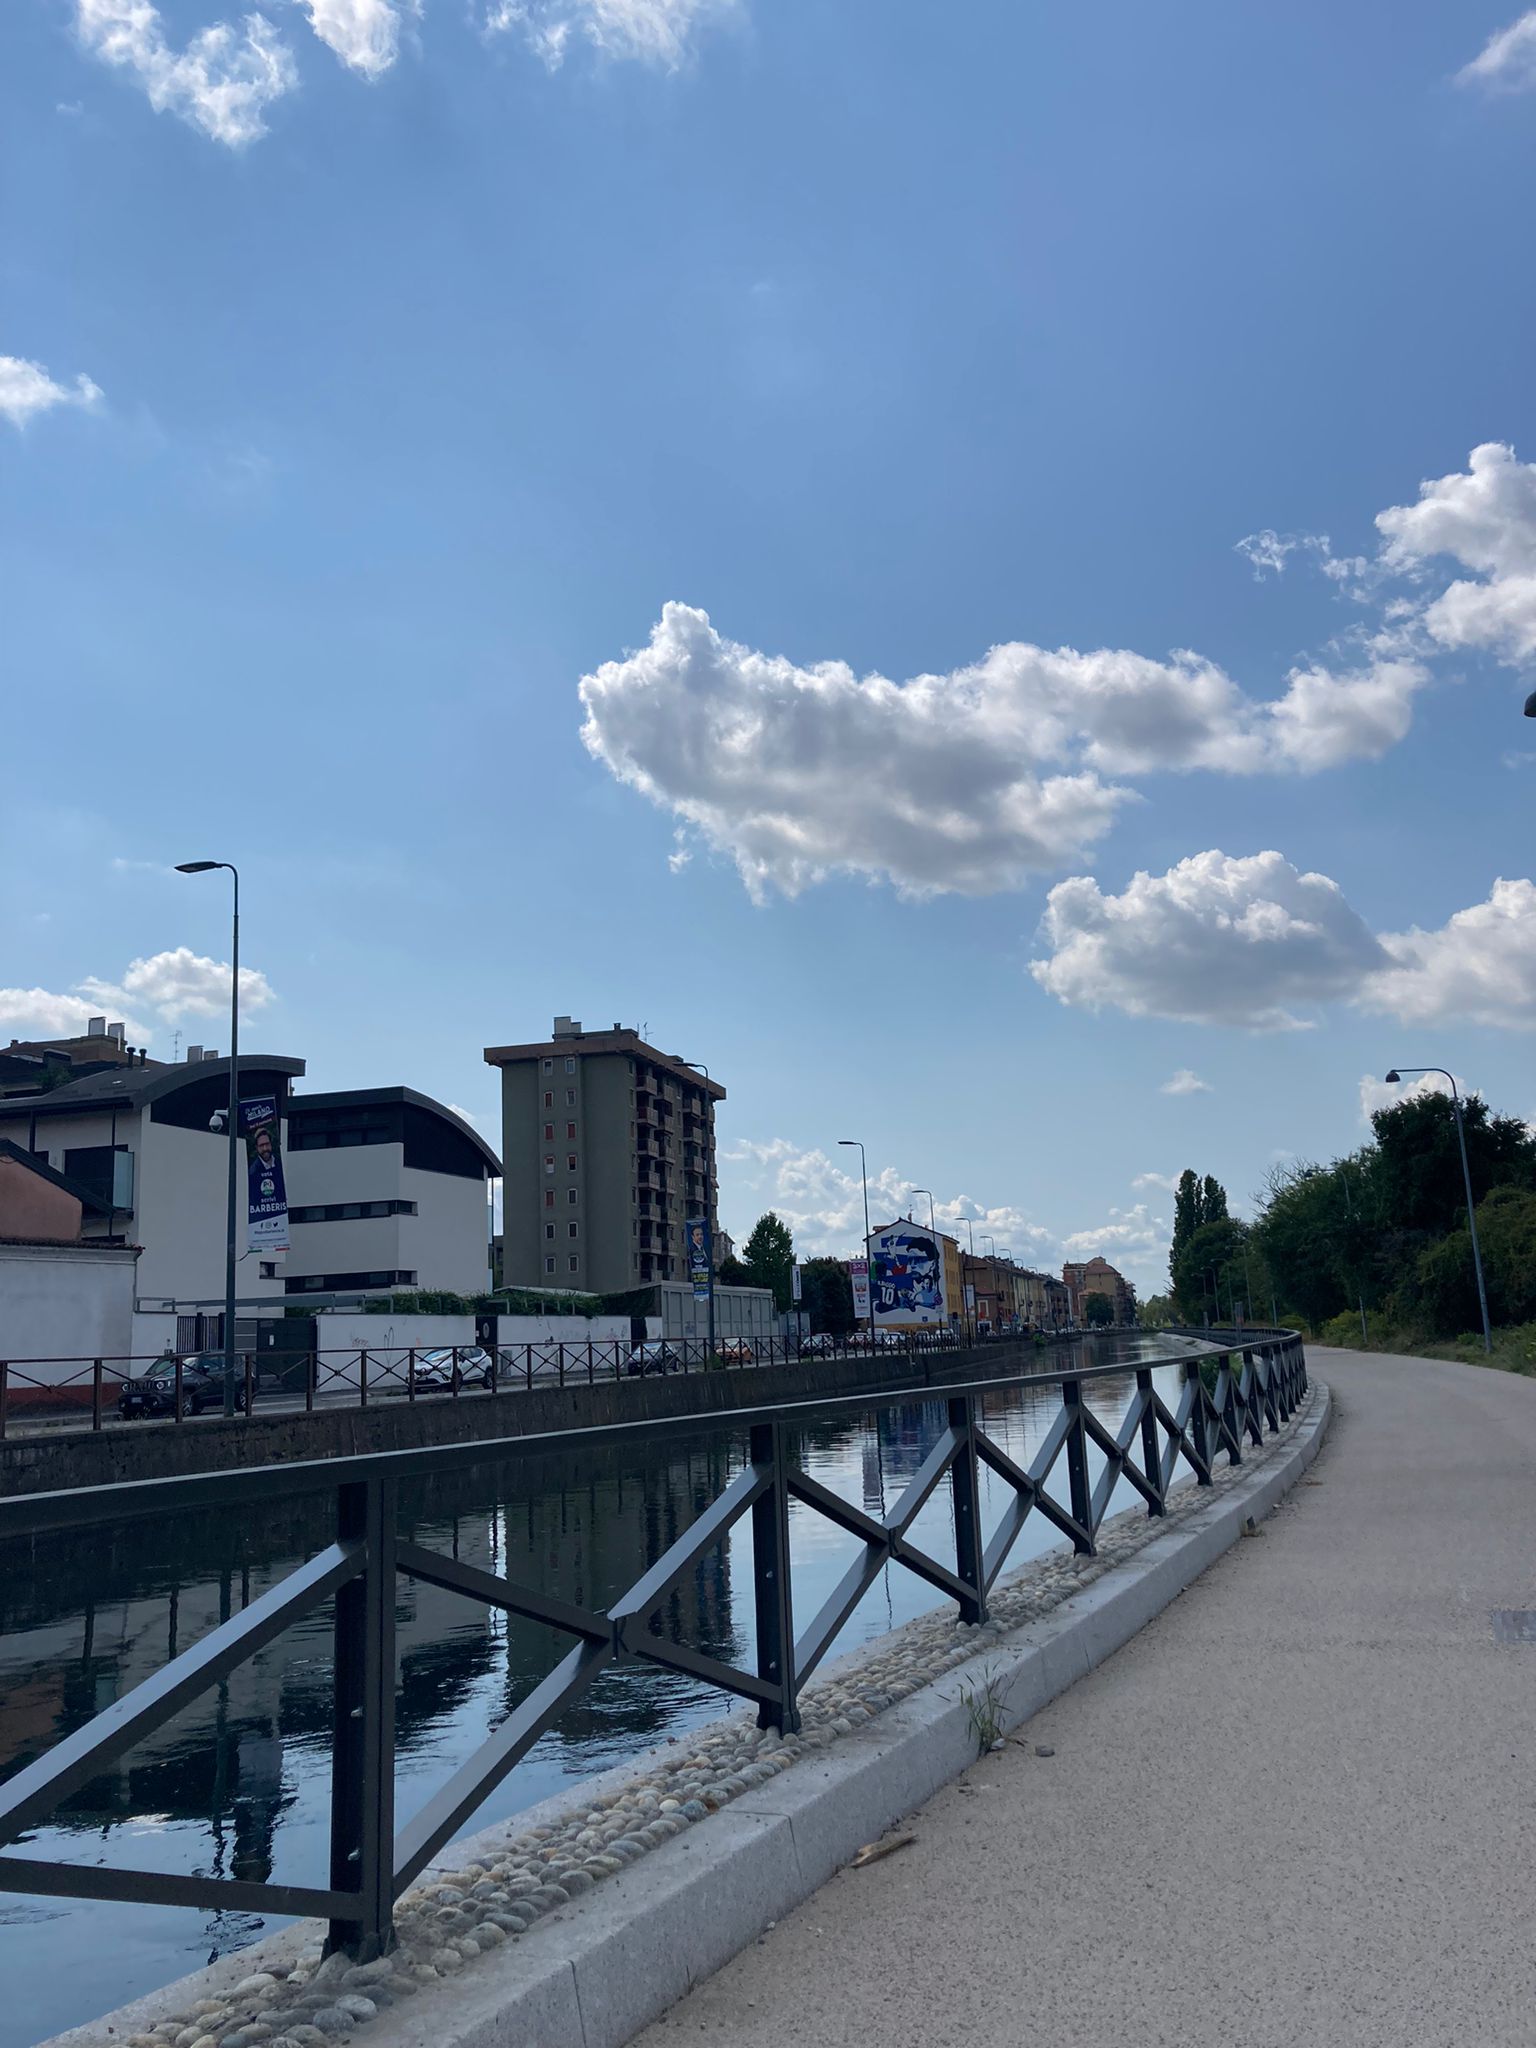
[869,1224,947,1328]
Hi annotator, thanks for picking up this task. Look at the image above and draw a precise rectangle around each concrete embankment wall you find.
[0,1339,1069,1495]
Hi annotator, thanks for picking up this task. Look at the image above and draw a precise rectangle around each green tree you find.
[1201,1175,1229,1224]
[1138,1292,1174,1327]
[1414,1187,1536,1336]
[742,1211,795,1311]
[717,1254,751,1287]
[1170,1169,1230,1304]
[1371,1092,1536,1239]
[799,1256,855,1334]
[1171,1216,1248,1324]
[1082,1291,1113,1327]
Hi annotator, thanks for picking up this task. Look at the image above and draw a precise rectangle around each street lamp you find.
[176,859,241,1416]
[1384,1067,1492,1354]
[839,1139,877,1355]
[910,1187,947,1340]
[1524,690,1535,717]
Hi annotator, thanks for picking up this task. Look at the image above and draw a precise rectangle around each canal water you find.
[0,1336,1198,2046]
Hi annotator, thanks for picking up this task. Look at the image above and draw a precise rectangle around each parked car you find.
[117,1354,247,1419]
[626,1340,681,1377]
[717,1339,756,1364]
[409,1346,495,1393]
[800,1332,837,1356]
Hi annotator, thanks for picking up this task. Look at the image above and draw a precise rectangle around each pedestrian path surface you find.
[636,1349,1536,2048]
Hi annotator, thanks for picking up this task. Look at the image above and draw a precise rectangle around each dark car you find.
[118,1355,247,1419]
[626,1340,681,1377]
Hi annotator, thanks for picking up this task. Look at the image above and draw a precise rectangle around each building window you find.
[567,1153,577,1171]
[545,1190,555,1208]
[544,1090,552,1108]
[259,1261,277,1279]
[566,1121,576,1139]
[568,1256,579,1273]
[563,1055,575,1073]
[545,1256,556,1274]
[568,1221,578,1239]
[565,1088,576,1106]
[567,1188,577,1205]
[542,1058,553,1074]
[544,1123,554,1140]
[545,1222,555,1240]
[545,1155,554,1174]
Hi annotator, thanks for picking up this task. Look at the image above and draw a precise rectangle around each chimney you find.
[553,1015,583,1039]
[88,1017,107,1038]
[107,1022,126,1048]
[186,1045,203,1064]
[203,1048,219,1061]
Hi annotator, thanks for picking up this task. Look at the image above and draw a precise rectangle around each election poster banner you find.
[686,1216,712,1302]
[241,1096,290,1253]
[848,1257,871,1323]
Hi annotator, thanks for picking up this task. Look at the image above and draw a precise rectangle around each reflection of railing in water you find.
[0,1335,1308,1962]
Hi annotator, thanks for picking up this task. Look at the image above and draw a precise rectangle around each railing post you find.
[749,1421,799,1733]
[306,1351,316,1414]
[1136,1365,1165,1515]
[1061,1377,1094,1552]
[328,1476,397,1960]
[947,1395,987,1623]
[175,1352,186,1423]
[92,1359,103,1433]
[0,1361,7,1442]
[558,1343,566,1389]
[359,1350,369,1410]
[587,1338,594,1386]
[1240,1347,1264,1446]
[243,1353,254,1419]
[1184,1359,1212,1484]
[405,1348,415,1404]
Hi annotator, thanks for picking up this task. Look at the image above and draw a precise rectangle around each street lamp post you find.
[839,1139,877,1356]
[910,1186,945,1337]
[1524,690,1536,718]
[176,860,241,1416]
[1384,1068,1492,1354]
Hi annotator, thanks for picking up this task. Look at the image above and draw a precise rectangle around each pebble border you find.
[102,1386,1314,2048]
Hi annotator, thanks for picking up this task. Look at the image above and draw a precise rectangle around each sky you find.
[4,0,1536,1296]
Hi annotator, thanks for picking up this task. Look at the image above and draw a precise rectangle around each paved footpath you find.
[637,1349,1536,2048]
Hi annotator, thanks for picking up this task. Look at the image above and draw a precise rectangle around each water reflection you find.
[0,1335,1187,2044]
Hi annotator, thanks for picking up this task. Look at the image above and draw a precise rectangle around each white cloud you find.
[579,604,1424,901]
[294,0,409,76]
[1457,11,1536,93]
[1233,529,1335,580]
[0,949,278,1050]
[1132,1171,1179,1192]
[1370,879,1536,1031]
[1031,852,1536,1033]
[0,355,103,428]
[1159,1069,1211,1095]
[483,0,734,68]
[1376,442,1536,663]
[1357,1069,1458,1124]
[75,0,298,146]
[1030,850,1385,1031]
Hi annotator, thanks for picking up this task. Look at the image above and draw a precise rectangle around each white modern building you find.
[282,1087,500,1299]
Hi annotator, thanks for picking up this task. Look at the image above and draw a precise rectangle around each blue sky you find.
[4,0,1535,1291]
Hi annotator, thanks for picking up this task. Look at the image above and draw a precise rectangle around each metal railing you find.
[0,1333,1307,1957]
[0,1325,1100,1436]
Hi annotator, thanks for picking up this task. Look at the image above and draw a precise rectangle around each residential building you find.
[1063,1257,1135,1324]
[0,1017,160,1099]
[485,1016,724,1294]
[282,1088,501,1299]
[0,1140,145,1373]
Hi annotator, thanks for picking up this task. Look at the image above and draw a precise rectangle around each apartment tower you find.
[485,1016,723,1293]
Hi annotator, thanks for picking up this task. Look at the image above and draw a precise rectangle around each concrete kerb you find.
[41,1378,1329,2048]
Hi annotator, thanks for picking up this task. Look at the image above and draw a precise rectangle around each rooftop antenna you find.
[172,1028,182,1063]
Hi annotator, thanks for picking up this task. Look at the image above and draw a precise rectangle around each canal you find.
[0,1336,1197,2046]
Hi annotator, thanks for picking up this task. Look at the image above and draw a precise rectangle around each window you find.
[545,1190,555,1208]
[567,1153,577,1171]
[545,1155,554,1174]
[544,1123,554,1140]
[544,1090,552,1108]
[542,1058,553,1074]
[568,1221,578,1239]
[564,1055,575,1073]
[568,1256,579,1273]
[545,1222,555,1239]
[567,1188,578,1205]
[545,1256,556,1274]
[565,1088,576,1107]
[566,1121,576,1139]
[259,1261,277,1279]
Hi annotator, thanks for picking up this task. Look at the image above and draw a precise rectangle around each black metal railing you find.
[0,1325,1104,1436]
[0,1334,1307,1957]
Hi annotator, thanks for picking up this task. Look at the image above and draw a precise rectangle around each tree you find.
[1138,1292,1174,1327]
[1201,1175,1229,1224]
[1170,1169,1231,1301]
[1171,1216,1248,1324]
[742,1211,795,1311]
[1371,1092,1536,1239]
[717,1254,751,1287]
[1083,1291,1113,1327]
[799,1256,855,1334]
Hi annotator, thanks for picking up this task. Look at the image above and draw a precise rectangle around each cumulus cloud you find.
[0,355,103,428]
[1376,442,1536,663]
[483,0,734,68]
[1031,852,1536,1033]
[75,0,298,146]
[1357,1069,1458,1124]
[1159,1069,1211,1096]
[0,949,276,1050]
[294,0,410,76]
[1456,11,1536,93]
[1030,851,1385,1030]
[720,1138,1170,1289]
[579,604,1425,900]
[1132,1171,1180,1192]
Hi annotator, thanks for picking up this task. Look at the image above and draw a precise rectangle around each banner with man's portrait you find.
[240,1096,290,1253]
